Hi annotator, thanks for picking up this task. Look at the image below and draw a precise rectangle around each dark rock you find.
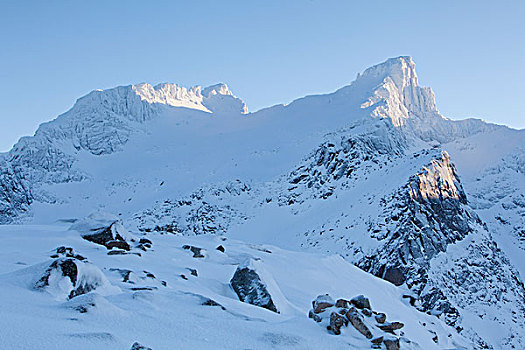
[313,302,333,314]
[402,294,416,306]
[109,268,132,282]
[216,245,225,253]
[375,312,386,324]
[139,238,152,245]
[346,308,373,339]
[371,336,384,344]
[82,222,131,251]
[182,245,205,258]
[187,268,198,277]
[378,322,404,333]
[230,265,277,313]
[350,295,371,310]
[361,308,372,317]
[383,338,400,350]
[52,246,86,261]
[130,287,157,291]
[308,309,322,322]
[202,298,226,310]
[130,342,152,350]
[180,274,188,280]
[329,311,346,335]
[312,294,335,314]
[106,240,130,251]
[371,336,384,348]
[107,250,127,255]
[335,298,349,308]
[382,267,405,286]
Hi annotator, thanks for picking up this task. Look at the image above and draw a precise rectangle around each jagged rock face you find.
[358,151,478,289]
[230,265,278,313]
[421,231,525,349]
[0,161,32,223]
[347,151,525,348]
[280,120,406,206]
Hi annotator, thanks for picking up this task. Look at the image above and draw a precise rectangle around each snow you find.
[0,224,469,349]
[0,56,524,349]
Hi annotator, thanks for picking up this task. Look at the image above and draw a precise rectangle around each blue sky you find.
[0,0,523,151]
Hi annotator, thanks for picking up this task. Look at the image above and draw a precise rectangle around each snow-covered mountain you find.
[1,56,524,349]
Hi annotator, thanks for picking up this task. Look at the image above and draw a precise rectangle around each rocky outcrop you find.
[230,262,278,313]
[358,151,478,290]
[308,294,405,349]
[182,245,205,258]
[354,152,525,348]
[0,161,32,224]
[132,180,251,236]
[279,121,406,206]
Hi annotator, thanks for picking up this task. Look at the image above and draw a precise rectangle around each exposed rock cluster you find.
[308,294,404,350]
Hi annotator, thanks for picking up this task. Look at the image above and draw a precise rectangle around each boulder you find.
[202,298,226,310]
[383,337,400,350]
[308,309,322,322]
[378,322,404,333]
[182,245,205,258]
[71,212,136,251]
[35,257,115,300]
[187,268,198,277]
[230,264,277,313]
[371,336,384,349]
[130,342,152,350]
[329,311,347,335]
[335,298,349,308]
[312,294,335,313]
[346,308,373,339]
[350,295,371,310]
[51,246,86,261]
[375,312,386,324]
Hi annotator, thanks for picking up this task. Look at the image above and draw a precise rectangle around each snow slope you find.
[0,224,470,350]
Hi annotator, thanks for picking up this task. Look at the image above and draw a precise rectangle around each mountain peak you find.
[357,56,418,90]
[126,82,247,114]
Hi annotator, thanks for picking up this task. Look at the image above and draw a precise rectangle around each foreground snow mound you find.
[34,257,119,300]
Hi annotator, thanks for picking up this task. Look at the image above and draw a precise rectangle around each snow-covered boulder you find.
[34,257,118,300]
[130,341,152,350]
[71,212,137,251]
